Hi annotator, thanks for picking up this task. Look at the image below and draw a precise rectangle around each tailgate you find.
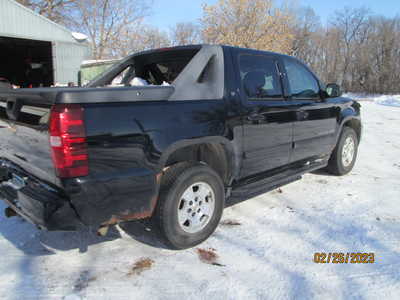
[0,84,174,187]
[0,103,60,187]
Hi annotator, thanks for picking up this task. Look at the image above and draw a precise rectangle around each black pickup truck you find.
[0,45,361,249]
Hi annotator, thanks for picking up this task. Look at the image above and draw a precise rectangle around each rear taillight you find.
[49,104,88,178]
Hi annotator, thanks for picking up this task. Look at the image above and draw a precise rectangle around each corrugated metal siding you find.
[54,42,89,84]
[0,0,76,43]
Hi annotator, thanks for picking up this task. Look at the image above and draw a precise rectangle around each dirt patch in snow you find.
[317,179,328,184]
[220,219,241,226]
[127,258,154,276]
[196,248,225,267]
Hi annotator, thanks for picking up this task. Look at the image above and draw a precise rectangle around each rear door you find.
[280,56,337,162]
[235,51,294,178]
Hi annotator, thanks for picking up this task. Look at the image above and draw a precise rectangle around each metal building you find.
[0,0,89,86]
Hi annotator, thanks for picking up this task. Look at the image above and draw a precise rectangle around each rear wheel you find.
[327,127,358,175]
[154,163,225,249]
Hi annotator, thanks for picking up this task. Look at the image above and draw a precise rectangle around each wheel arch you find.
[336,102,362,145]
[338,116,362,144]
[158,136,239,186]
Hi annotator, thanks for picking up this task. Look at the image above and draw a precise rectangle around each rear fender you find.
[158,136,240,185]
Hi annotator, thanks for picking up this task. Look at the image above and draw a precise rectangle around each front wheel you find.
[154,163,225,249]
[327,127,359,175]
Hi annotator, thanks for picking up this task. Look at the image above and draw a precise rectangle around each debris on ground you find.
[196,248,225,267]
[127,258,154,276]
[220,219,241,226]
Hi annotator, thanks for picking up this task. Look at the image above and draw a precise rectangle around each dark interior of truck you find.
[133,49,200,84]
[104,48,200,86]
[0,36,54,87]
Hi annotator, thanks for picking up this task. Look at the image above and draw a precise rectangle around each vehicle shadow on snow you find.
[1,222,124,256]
[0,204,123,256]
[0,193,292,254]
[310,168,337,176]
[118,219,169,249]
[0,205,173,253]
[117,194,275,250]
[0,196,267,255]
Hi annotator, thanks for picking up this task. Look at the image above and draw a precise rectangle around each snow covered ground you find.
[344,93,400,107]
[1,96,399,300]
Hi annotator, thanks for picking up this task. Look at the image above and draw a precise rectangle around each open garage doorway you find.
[0,36,54,87]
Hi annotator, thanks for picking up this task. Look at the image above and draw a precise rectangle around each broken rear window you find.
[108,48,200,87]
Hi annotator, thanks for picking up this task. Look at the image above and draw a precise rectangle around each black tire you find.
[327,127,358,175]
[154,163,225,250]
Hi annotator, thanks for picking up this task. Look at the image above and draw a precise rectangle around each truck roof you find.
[127,44,286,60]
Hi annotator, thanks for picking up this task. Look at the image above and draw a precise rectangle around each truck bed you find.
[0,85,174,106]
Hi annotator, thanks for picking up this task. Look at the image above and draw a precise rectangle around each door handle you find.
[247,113,266,122]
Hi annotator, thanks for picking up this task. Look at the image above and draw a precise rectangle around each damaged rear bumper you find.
[0,159,83,231]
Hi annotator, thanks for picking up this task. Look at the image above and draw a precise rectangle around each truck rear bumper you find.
[0,159,83,231]
[0,158,160,231]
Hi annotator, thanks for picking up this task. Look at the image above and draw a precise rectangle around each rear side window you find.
[239,54,283,100]
[283,58,320,99]
[134,49,199,85]
[104,49,199,87]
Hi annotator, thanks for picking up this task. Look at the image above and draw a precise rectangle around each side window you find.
[239,54,283,100]
[283,58,320,99]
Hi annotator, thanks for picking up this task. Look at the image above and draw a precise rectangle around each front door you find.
[281,56,337,162]
[236,52,294,178]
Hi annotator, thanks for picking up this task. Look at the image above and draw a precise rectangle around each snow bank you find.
[374,95,400,107]
[344,93,400,107]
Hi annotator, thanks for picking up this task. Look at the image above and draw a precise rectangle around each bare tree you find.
[290,7,320,58]
[115,25,171,57]
[363,16,400,93]
[66,0,152,59]
[331,7,370,89]
[201,0,294,53]
[141,27,171,50]
[16,0,75,23]
[170,22,201,46]
[292,4,400,94]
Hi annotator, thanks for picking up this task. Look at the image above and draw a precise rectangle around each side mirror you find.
[326,83,342,98]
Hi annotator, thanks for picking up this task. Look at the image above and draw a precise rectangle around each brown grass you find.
[127,258,154,276]
[196,248,224,266]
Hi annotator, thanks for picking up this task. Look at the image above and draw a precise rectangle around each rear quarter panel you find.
[65,99,241,226]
